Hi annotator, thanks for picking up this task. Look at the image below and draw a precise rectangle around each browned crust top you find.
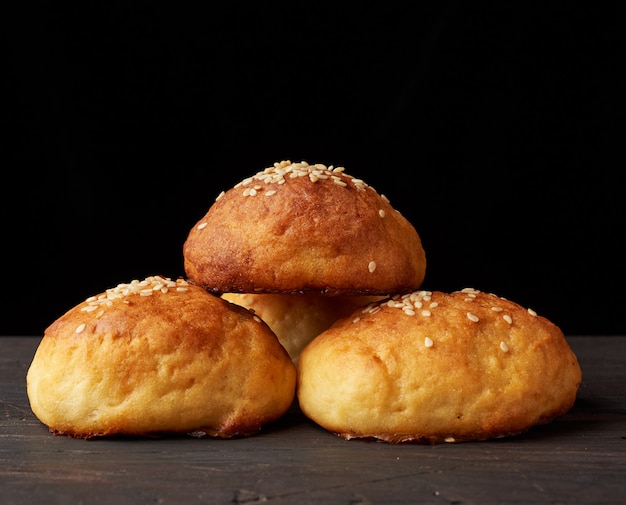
[183,161,426,294]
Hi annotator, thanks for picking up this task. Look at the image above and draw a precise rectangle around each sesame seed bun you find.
[297,288,582,444]
[26,276,296,439]
[221,292,385,363]
[183,160,426,295]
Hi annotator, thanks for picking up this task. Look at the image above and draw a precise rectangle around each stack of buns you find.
[27,160,581,443]
[183,160,427,362]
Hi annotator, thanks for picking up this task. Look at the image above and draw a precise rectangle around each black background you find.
[3,4,620,336]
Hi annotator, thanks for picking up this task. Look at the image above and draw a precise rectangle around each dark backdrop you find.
[3,4,620,336]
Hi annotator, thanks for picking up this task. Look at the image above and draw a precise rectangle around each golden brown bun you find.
[297,288,582,444]
[221,293,385,363]
[183,160,426,295]
[27,276,296,439]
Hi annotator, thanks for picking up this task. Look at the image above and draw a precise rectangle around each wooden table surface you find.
[1,336,624,504]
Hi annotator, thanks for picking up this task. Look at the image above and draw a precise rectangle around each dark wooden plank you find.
[1,336,625,504]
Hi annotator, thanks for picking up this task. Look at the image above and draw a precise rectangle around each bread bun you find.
[183,160,426,295]
[27,276,296,439]
[297,288,582,444]
[221,292,384,363]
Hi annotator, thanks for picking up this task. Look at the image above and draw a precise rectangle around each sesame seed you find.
[528,308,537,316]
[80,276,190,313]
[503,314,513,324]
[368,261,377,273]
[467,312,479,322]
[378,209,385,218]
[215,191,225,201]
[352,317,361,323]
[461,287,480,294]
[444,437,456,443]
[265,190,276,196]
[253,316,262,323]
[424,337,433,348]
[75,323,86,334]
[363,302,381,314]
[500,341,509,352]
[491,306,503,312]
[197,222,208,230]
[234,161,378,197]
[369,290,438,316]
[421,310,431,317]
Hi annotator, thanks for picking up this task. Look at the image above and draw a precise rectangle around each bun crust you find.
[297,288,582,444]
[183,161,426,295]
[27,276,296,439]
[221,293,384,363]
